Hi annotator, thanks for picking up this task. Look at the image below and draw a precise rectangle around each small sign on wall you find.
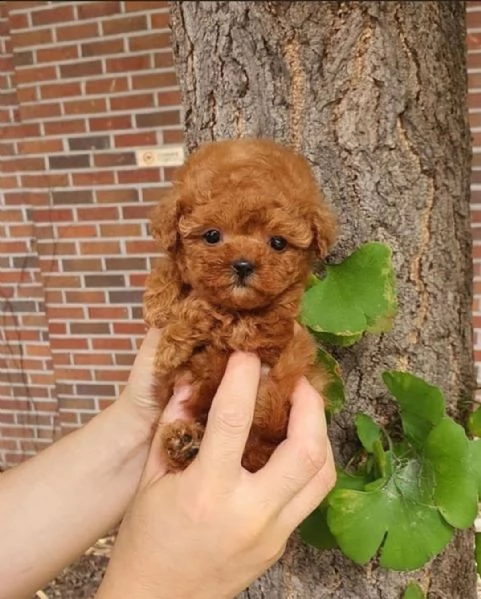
[136,145,185,167]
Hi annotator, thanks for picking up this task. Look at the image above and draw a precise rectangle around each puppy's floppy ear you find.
[311,197,337,259]
[149,190,179,253]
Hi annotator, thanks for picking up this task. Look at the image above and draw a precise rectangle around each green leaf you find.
[468,438,481,496]
[301,242,396,336]
[299,502,337,550]
[316,347,345,413]
[382,371,445,448]
[355,414,382,453]
[327,463,454,570]
[468,405,481,437]
[424,417,478,529]
[402,582,425,599]
[327,487,389,564]
[313,331,363,347]
[476,533,481,576]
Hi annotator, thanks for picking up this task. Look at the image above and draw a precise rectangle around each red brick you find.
[100,223,141,237]
[49,322,67,335]
[157,90,182,107]
[64,97,107,115]
[62,258,103,272]
[22,173,69,188]
[80,241,120,255]
[122,204,152,220]
[110,93,154,111]
[15,65,57,84]
[36,44,79,63]
[73,353,114,366]
[90,114,131,131]
[106,54,151,73]
[56,21,99,42]
[65,290,106,303]
[85,76,129,95]
[136,110,180,128]
[41,81,82,100]
[31,4,75,25]
[0,175,20,189]
[24,345,49,358]
[33,208,74,223]
[13,28,53,47]
[91,338,132,350]
[69,135,110,151]
[129,273,148,287]
[81,38,124,58]
[114,131,157,147]
[45,274,82,288]
[38,240,76,255]
[77,1,121,19]
[151,11,170,27]
[124,1,168,11]
[56,223,96,237]
[16,85,37,103]
[72,171,115,186]
[56,368,93,381]
[8,12,29,29]
[125,240,157,253]
[77,206,119,221]
[129,31,170,52]
[95,369,130,383]
[20,102,61,121]
[17,138,63,154]
[48,306,85,319]
[44,119,87,135]
[163,129,184,144]
[118,168,161,184]
[102,14,147,36]
[132,71,177,89]
[96,188,139,204]
[2,156,45,172]
[60,60,103,79]
[88,306,129,319]
[94,152,136,167]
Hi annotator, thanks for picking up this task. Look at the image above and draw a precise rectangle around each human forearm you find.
[0,394,153,599]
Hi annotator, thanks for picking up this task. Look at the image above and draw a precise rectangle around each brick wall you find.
[0,0,182,466]
[2,2,481,467]
[469,3,481,394]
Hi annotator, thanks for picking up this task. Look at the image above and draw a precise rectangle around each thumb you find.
[141,385,192,484]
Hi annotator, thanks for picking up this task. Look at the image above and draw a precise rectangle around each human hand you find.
[97,352,336,599]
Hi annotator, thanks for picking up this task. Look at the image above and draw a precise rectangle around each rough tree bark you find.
[170,1,475,597]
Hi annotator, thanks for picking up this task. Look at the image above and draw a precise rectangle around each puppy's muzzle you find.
[232,259,255,284]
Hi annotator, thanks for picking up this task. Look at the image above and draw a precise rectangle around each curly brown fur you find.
[143,138,336,472]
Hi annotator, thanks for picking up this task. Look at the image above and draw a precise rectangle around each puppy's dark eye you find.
[203,229,222,245]
[269,236,288,251]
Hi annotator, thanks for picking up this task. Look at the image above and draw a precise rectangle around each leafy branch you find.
[300,242,479,574]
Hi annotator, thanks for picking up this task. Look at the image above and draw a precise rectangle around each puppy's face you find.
[151,139,337,311]
[178,194,315,310]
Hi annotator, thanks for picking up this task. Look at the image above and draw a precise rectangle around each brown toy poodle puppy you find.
[143,138,336,472]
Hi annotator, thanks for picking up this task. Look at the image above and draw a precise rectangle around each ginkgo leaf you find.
[327,466,453,570]
[468,405,481,437]
[424,417,478,529]
[382,371,445,448]
[355,414,382,453]
[402,582,426,599]
[301,243,396,337]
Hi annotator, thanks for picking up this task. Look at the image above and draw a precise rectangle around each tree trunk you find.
[170,1,476,597]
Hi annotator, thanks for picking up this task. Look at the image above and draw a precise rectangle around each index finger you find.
[197,352,261,488]
[253,377,329,508]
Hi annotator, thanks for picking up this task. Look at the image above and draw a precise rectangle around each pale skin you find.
[0,329,336,599]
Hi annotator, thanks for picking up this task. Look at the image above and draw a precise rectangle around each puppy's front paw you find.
[161,420,205,471]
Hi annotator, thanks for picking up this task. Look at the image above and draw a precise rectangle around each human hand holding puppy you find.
[97,352,336,599]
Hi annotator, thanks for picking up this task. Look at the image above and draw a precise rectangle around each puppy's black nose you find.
[232,259,255,279]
